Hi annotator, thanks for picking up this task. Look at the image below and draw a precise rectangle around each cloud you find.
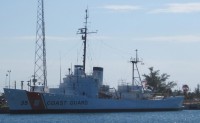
[46,36,78,42]
[0,36,79,42]
[132,35,200,43]
[102,5,141,12]
[3,35,200,43]
[150,3,200,14]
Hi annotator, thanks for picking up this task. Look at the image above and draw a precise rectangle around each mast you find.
[77,9,97,73]
[33,0,47,90]
[130,49,142,86]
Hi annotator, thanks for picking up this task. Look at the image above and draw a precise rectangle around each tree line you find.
[143,67,200,100]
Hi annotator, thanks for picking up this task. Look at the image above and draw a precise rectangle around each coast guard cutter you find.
[4,2,183,113]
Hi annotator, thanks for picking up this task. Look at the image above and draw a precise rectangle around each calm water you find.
[0,110,200,123]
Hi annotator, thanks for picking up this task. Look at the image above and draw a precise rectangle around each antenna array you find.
[33,0,47,89]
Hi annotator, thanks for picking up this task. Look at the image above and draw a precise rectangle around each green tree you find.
[143,67,176,94]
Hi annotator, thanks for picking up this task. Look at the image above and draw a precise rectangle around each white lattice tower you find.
[33,0,47,89]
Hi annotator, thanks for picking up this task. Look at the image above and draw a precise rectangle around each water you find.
[0,110,199,123]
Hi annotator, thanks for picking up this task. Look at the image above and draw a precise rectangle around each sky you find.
[0,0,200,92]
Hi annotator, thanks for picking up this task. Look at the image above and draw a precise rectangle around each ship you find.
[4,8,183,113]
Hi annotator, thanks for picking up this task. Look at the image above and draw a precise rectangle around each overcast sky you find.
[0,0,200,92]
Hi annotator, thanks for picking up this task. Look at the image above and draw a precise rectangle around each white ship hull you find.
[3,4,185,114]
[4,89,184,113]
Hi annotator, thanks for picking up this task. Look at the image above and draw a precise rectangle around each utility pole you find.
[14,81,16,89]
[5,74,8,88]
[21,81,24,90]
[7,70,11,89]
